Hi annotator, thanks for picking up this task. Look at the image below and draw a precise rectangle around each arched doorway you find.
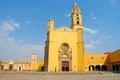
[9,64,13,71]
[59,53,72,72]
[102,65,107,71]
[119,64,120,71]
[112,65,115,71]
[116,64,119,71]
[18,66,22,71]
[95,65,101,71]
[59,43,72,72]
[41,66,44,71]
[1,65,4,70]
[89,65,95,71]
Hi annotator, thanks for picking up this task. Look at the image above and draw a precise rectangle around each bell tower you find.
[71,2,83,29]
[71,2,84,71]
[47,19,54,31]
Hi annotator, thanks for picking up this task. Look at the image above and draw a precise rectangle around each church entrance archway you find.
[59,43,72,72]
[59,58,71,72]
[59,53,72,72]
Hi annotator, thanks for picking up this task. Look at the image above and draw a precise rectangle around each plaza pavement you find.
[0,71,120,80]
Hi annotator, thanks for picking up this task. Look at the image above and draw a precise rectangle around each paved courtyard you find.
[0,71,120,80]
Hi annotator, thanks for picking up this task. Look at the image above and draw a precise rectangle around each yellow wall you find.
[108,49,120,63]
[31,60,44,71]
[1,54,44,71]
[84,53,109,71]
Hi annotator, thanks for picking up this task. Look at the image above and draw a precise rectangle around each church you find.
[44,2,120,72]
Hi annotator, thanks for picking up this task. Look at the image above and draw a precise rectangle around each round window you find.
[61,43,69,51]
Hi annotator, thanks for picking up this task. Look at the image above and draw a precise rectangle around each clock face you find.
[61,43,69,51]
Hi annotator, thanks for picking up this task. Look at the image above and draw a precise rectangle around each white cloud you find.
[85,43,95,49]
[64,13,71,17]
[89,40,100,44]
[85,40,100,49]
[0,19,20,38]
[0,20,20,31]
[0,19,21,49]
[83,27,98,34]
[0,18,44,59]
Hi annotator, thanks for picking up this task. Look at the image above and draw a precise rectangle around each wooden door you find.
[62,61,69,71]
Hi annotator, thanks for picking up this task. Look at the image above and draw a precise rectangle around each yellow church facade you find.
[44,2,120,72]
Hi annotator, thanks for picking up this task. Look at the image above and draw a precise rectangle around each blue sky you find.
[0,0,120,60]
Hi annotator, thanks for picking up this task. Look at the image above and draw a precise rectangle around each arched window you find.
[76,17,79,24]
